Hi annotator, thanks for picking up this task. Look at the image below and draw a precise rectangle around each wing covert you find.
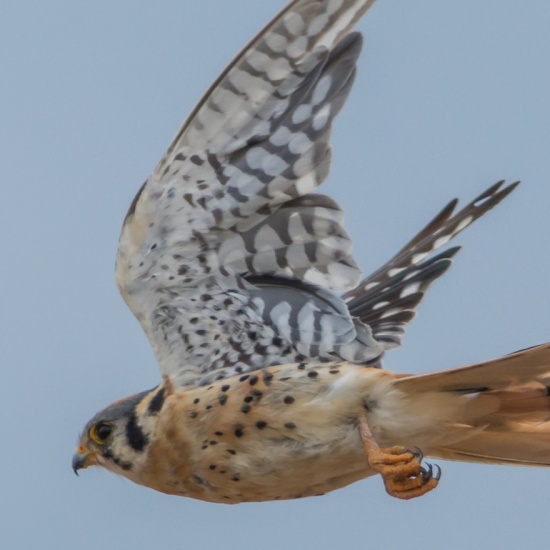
[111,2,520,389]
[115,1,380,386]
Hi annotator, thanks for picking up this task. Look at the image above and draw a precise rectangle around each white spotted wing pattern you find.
[345,181,519,349]
[115,0,518,388]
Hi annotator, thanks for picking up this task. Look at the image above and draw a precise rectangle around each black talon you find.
[410,446,423,461]
[433,464,442,481]
[420,462,433,482]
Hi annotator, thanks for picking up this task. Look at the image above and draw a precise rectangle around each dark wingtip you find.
[472,179,520,209]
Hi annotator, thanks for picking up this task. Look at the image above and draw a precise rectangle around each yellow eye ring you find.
[89,422,114,445]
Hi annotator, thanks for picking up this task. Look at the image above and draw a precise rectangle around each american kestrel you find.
[73,0,550,502]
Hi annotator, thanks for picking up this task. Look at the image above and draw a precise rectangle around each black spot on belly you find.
[284,395,295,405]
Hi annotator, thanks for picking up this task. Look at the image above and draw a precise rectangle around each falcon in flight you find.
[73,0,550,502]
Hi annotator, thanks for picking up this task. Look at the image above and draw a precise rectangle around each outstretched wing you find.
[345,180,519,349]
[116,1,380,386]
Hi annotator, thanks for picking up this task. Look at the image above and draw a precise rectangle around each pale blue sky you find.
[2,1,549,549]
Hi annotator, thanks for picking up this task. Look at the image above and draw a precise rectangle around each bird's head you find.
[73,389,154,478]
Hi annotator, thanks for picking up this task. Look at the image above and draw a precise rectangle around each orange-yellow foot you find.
[359,411,441,500]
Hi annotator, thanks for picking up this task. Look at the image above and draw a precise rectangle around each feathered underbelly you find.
[152,423,373,503]
[138,363,389,503]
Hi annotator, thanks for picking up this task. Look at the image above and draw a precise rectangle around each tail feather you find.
[427,426,550,467]
[393,344,550,393]
[391,344,550,467]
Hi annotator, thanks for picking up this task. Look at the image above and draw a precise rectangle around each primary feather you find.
[114,0,522,390]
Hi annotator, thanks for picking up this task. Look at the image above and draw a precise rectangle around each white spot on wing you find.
[312,104,331,130]
[400,282,421,298]
[271,301,292,339]
[287,36,308,58]
[265,33,287,53]
[308,13,329,36]
[433,235,451,249]
[455,215,473,233]
[411,252,429,264]
[387,267,406,277]
[288,132,313,154]
[284,12,305,36]
[292,104,313,125]
[312,76,332,105]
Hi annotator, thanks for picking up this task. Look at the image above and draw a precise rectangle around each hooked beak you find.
[72,445,96,475]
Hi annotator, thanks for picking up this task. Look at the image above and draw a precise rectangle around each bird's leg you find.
[358,408,440,500]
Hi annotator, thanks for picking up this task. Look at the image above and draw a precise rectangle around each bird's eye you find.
[90,422,113,444]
